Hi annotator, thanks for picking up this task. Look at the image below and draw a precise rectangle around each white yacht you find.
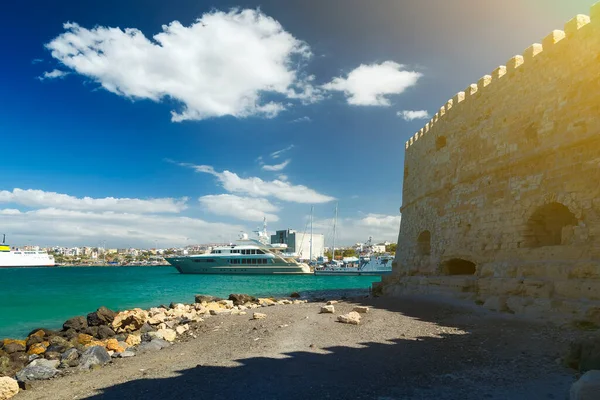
[0,235,55,268]
[166,224,312,275]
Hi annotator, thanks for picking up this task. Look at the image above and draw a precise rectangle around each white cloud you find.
[261,159,290,171]
[277,174,288,181]
[270,145,294,159]
[199,194,279,222]
[312,213,401,245]
[178,162,334,204]
[0,189,187,214]
[32,58,44,64]
[0,208,243,248]
[398,110,430,121]
[45,9,321,122]
[290,116,311,123]
[322,61,422,106]
[37,69,69,80]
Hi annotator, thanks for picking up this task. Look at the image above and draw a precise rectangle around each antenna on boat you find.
[309,206,314,263]
[1,234,4,244]
[332,203,338,264]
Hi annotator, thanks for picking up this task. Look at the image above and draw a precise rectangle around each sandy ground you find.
[15,294,579,400]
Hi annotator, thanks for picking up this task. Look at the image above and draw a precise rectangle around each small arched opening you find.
[525,202,578,248]
[441,258,476,275]
[416,230,431,256]
[436,136,447,150]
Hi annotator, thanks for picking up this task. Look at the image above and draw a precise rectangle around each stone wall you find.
[383,4,600,324]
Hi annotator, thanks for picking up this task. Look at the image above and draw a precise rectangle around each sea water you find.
[0,266,381,338]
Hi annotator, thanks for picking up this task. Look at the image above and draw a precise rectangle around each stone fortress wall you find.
[382,4,600,323]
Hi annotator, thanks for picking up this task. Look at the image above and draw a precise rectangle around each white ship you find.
[0,235,55,268]
[165,222,312,275]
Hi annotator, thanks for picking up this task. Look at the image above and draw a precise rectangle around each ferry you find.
[165,226,312,275]
[0,235,55,268]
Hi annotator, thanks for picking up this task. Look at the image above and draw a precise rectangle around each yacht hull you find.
[166,257,312,275]
[313,270,392,276]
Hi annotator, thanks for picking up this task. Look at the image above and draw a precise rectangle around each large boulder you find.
[125,334,141,347]
[63,316,88,332]
[228,294,257,306]
[570,370,600,400]
[112,309,148,333]
[0,376,19,400]
[82,327,99,338]
[194,294,222,303]
[156,329,176,342]
[79,346,111,370]
[320,305,335,314]
[60,348,79,368]
[15,364,58,381]
[337,311,361,325]
[29,359,60,369]
[87,306,117,327]
[27,343,48,356]
[2,343,25,355]
[96,325,116,340]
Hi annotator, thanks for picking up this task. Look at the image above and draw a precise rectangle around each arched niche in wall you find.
[524,202,578,248]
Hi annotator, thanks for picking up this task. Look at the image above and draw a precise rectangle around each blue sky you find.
[0,0,595,248]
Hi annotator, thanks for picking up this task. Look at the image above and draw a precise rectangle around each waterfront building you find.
[270,229,324,261]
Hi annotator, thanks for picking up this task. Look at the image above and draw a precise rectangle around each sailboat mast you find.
[332,203,337,263]
[309,205,313,262]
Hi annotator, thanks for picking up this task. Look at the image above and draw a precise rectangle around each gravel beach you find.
[14,294,579,400]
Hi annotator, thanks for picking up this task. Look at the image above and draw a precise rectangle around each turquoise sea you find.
[0,266,381,339]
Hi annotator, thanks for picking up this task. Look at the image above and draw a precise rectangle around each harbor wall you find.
[383,4,600,323]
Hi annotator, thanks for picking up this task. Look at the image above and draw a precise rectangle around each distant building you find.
[372,244,386,253]
[270,229,324,261]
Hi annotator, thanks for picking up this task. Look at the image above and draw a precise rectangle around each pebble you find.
[253,313,267,320]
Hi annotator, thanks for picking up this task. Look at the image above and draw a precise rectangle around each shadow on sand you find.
[84,296,574,400]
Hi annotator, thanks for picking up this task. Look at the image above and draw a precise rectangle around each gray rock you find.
[140,322,155,334]
[141,332,160,342]
[29,358,60,369]
[45,345,67,354]
[63,316,88,332]
[79,346,111,370]
[228,293,257,306]
[136,341,162,353]
[96,325,116,339]
[565,336,600,372]
[82,326,99,337]
[195,294,222,303]
[28,354,40,362]
[60,348,79,365]
[570,370,600,400]
[43,351,61,360]
[136,339,171,354]
[16,364,59,381]
[87,306,117,326]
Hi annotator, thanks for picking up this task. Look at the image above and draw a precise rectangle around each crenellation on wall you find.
[404,10,599,152]
[542,30,565,48]
[523,43,543,60]
[390,5,600,322]
[506,55,524,72]
[564,14,591,36]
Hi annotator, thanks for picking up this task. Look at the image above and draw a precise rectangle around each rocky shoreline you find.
[1,291,599,399]
[0,291,370,399]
